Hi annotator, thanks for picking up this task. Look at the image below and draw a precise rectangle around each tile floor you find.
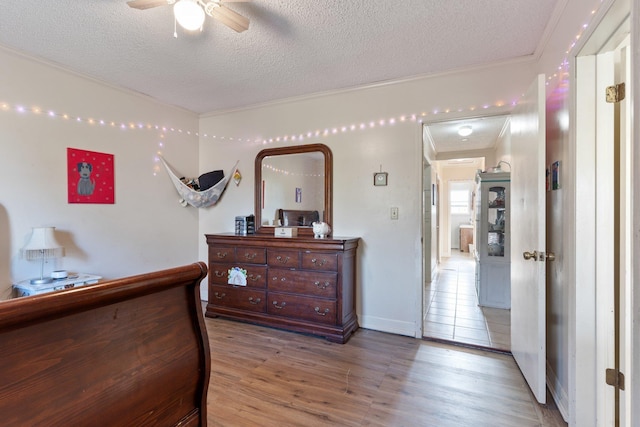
[423,251,511,351]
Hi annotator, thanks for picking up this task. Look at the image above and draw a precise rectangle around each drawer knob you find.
[271,276,286,282]
[311,258,327,267]
[315,281,329,289]
[276,255,290,264]
[314,307,330,316]
[214,270,226,278]
[248,274,262,282]
[244,253,257,260]
[216,251,228,259]
[214,292,226,299]
[272,301,286,309]
[248,297,261,305]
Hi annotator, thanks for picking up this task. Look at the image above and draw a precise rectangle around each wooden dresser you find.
[205,233,359,343]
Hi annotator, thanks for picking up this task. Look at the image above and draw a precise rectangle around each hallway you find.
[424,251,511,352]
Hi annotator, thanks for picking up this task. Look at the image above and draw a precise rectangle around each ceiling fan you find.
[127,0,250,33]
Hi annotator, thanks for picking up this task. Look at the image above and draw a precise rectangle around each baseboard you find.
[546,359,569,422]
[359,315,416,337]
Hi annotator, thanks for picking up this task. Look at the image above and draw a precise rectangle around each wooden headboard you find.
[0,262,210,427]
[278,209,319,226]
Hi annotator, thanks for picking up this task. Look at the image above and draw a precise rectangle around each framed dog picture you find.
[67,148,115,204]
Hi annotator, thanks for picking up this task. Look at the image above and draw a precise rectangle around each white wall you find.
[0,47,200,299]
[199,60,537,337]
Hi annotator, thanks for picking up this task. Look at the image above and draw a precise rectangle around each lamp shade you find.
[23,227,64,260]
[174,0,205,31]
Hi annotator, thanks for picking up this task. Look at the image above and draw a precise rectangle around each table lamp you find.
[22,227,64,284]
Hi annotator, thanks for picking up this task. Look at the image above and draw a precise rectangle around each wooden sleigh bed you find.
[0,262,210,427]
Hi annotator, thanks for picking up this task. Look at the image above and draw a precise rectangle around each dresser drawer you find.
[268,292,337,325]
[210,285,266,312]
[209,263,230,285]
[210,264,267,288]
[268,268,337,298]
[244,266,267,287]
[236,247,267,264]
[267,249,299,268]
[301,252,338,271]
[209,246,236,263]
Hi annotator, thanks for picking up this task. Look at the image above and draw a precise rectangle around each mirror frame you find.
[254,143,332,237]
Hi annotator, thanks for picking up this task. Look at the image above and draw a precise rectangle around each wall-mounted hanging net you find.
[159,156,239,208]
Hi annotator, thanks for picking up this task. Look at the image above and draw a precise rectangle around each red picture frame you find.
[67,148,115,204]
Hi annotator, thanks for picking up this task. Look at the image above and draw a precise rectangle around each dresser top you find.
[205,233,359,251]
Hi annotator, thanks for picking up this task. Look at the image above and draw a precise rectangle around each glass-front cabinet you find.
[474,171,510,309]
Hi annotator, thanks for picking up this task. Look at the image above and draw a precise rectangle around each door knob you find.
[523,250,555,261]
[543,251,555,261]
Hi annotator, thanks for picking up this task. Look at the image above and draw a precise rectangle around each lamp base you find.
[30,277,54,285]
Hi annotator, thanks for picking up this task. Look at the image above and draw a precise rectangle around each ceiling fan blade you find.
[209,4,249,32]
[127,0,173,10]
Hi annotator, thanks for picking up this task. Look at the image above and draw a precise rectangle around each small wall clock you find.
[374,172,388,186]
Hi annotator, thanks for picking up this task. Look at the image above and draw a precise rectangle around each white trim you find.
[594,49,617,425]
[547,359,569,422]
[631,2,640,423]
[573,53,598,427]
[359,315,416,338]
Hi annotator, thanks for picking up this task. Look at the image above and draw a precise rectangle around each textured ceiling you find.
[0,0,559,116]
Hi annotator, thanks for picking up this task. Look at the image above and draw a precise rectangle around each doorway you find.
[422,154,511,352]
[575,6,632,423]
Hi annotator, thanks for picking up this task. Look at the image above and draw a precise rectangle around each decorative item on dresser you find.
[205,233,359,343]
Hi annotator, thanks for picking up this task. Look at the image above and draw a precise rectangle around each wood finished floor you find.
[205,317,567,427]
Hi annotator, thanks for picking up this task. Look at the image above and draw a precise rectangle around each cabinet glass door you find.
[486,186,506,257]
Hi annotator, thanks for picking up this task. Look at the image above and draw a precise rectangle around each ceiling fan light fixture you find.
[458,125,473,137]
[174,0,205,31]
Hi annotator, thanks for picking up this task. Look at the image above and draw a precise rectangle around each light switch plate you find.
[390,207,399,220]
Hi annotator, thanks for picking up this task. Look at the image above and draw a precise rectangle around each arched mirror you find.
[255,143,332,237]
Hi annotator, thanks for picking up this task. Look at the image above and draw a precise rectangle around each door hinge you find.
[606,83,626,103]
[605,368,625,390]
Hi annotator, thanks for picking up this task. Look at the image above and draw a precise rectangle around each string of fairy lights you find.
[0,1,603,148]
[262,162,324,178]
[0,100,511,145]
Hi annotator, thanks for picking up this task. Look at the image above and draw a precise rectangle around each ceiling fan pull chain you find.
[173,16,178,38]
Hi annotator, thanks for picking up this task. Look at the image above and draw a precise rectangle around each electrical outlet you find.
[390,207,399,220]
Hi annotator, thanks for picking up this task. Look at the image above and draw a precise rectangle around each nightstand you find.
[13,273,102,297]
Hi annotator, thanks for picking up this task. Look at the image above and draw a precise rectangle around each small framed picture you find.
[374,172,388,186]
[67,148,115,204]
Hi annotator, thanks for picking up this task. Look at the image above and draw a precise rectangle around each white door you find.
[510,74,547,403]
